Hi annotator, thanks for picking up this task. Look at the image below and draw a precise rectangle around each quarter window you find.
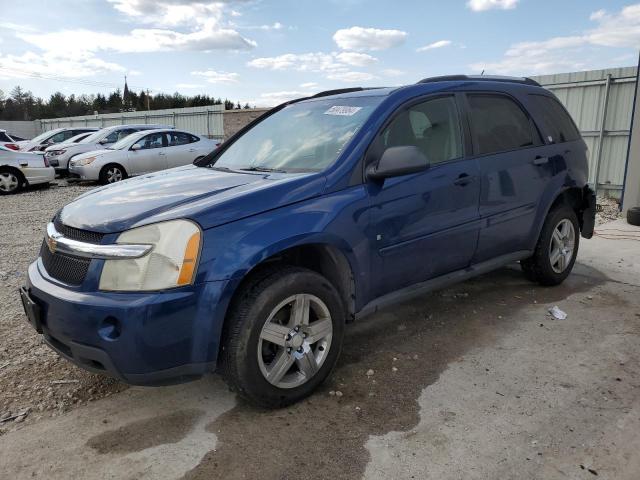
[167,132,193,146]
[467,94,537,155]
[381,96,463,165]
[529,94,580,143]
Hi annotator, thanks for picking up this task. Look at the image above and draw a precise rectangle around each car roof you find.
[124,128,188,139]
[102,124,173,131]
[296,75,546,104]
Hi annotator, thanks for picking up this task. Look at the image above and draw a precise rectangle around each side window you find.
[167,132,192,146]
[529,95,580,144]
[49,131,73,143]
[104,131,120,143]
[116,129,136,141]
[133,133,165,150]
[189,134,200,143]
[381,96,463,165]
[467,94,536,155]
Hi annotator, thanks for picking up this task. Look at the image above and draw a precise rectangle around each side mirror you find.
[98,138,108,144]
[130,144,141,151]
[367,145,429,180]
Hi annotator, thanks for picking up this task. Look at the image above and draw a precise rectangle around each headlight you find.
[99,220,201,291]
[72,156,96,166]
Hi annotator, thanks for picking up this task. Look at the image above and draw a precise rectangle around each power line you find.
[0,66,150,92]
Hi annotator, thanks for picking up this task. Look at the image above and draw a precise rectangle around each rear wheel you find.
[0,168,25,195]
[521,205,579,286]
[220,266,345,408]
[99,164,127,185]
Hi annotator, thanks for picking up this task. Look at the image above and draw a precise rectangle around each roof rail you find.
[417,75,541,87]
[311,87,366,98]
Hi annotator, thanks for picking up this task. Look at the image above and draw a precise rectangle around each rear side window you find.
[467,94,536,155]
[529,94,580,143]
[0,132,11,142]
[167,132,193,146]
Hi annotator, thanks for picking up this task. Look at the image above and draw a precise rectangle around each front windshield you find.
[30,129,61,144]
[79,129,107,144]
[212,96,383,173]
[110,133,143,150]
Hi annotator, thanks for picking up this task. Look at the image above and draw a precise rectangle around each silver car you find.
[0,146,55,195]
[69,129,217,184]
[45,124,174,174]
[16,127,99,153]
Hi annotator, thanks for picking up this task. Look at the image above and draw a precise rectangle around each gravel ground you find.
[596,195,621,226]
[0,182,126,435]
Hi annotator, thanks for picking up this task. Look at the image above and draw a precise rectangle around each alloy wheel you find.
[106,167,123,183]
[0,172,19,193]
[257,294,333,389]
[549,218,576,273]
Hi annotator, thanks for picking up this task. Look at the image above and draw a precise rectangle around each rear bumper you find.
[23,260,231,385]
[23,166,55,185]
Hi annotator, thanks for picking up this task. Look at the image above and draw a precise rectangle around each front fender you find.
[196,185,371,304]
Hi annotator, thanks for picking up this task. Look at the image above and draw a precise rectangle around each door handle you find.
[158,152,166,156]
[189,148,196,152]
[453,173,472,186]
[533,156,549,166]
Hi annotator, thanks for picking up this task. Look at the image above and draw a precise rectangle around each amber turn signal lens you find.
[177,231,201,285]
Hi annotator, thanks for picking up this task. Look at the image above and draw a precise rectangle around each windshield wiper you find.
[239,166,287,173]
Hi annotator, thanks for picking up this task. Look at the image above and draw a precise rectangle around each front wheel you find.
[521,205,580,286]
[99,164,127,185]
[0,168,25,195]
[220,266,345,408]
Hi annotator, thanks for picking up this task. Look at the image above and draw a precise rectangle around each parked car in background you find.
[45,124,174,174]
[0,129,21,151]
[16,127,99,152]
[21,76,596,407]
[0,145,54,194]
[69,129,217,183]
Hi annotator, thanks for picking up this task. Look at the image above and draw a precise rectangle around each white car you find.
[16,127,99,152]
[69,129,217,184]
[0,129,21,151]
[45,124,173,174]
[0,145,55,195]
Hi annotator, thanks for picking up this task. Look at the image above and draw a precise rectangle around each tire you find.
[628,207,640,227]
[99,164,127,185]
[220,266,345,408]
[0,168,25,195]
[521,204,580,286]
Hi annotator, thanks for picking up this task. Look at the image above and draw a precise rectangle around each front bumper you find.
[23,260,230,385]
[23,166,55,186]
[68,164,100,180]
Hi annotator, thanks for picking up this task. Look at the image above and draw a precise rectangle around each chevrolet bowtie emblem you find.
[47,231,62,254]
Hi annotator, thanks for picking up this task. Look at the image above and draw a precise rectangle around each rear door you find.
[464,92,551,263]
[165,131,196,168]
[127,132,168,174]
[368,94,481,297]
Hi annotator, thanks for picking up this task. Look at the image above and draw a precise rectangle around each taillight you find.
[5,143,19,150]
[43,156,50,167]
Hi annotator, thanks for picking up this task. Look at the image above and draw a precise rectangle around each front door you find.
[368,95,481,298]
[128,132,168,175]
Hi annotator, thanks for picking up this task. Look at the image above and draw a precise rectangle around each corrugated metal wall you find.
[531,67,638,197]
[37,104,225,140]
[0,120,40,139]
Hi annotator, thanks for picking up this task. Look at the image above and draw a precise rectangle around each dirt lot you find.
[1,185,637,480]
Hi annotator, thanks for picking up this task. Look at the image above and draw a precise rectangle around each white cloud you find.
[416,40,452,52]
[326,71,375,82]
[191,69,240,84]
[107,0,240,27]
[259,22,283,31]
[333,26,407,51]
[467,0,518,12]
[0,50,126,79]
[18,23,256,55]
[300,82,319,89]
[252,90,309,107]
[470,4,640,75]
[335,52,378,66]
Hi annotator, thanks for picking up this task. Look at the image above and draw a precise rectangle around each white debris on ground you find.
[596,196,621,226]
[548,305,568,320]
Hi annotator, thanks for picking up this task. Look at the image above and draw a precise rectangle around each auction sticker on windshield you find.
[324,106,362,116]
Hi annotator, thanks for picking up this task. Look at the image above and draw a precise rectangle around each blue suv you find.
[20,76,596,407]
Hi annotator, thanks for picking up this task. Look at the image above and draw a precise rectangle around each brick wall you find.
[222,108,269,139]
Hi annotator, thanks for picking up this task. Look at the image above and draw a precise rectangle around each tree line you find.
[0,86,253,121]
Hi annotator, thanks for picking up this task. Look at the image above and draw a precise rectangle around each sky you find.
[0,0,639,106]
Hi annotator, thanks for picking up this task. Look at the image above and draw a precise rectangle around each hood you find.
[59,165,326,233]
[45,141,82,152]
[72,149,113,161]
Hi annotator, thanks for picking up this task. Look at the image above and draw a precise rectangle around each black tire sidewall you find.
[627,207,640,226]
[99,164,125,184]
[225,268,345,407]
[533,205,580,286]
[0,168,24,195]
